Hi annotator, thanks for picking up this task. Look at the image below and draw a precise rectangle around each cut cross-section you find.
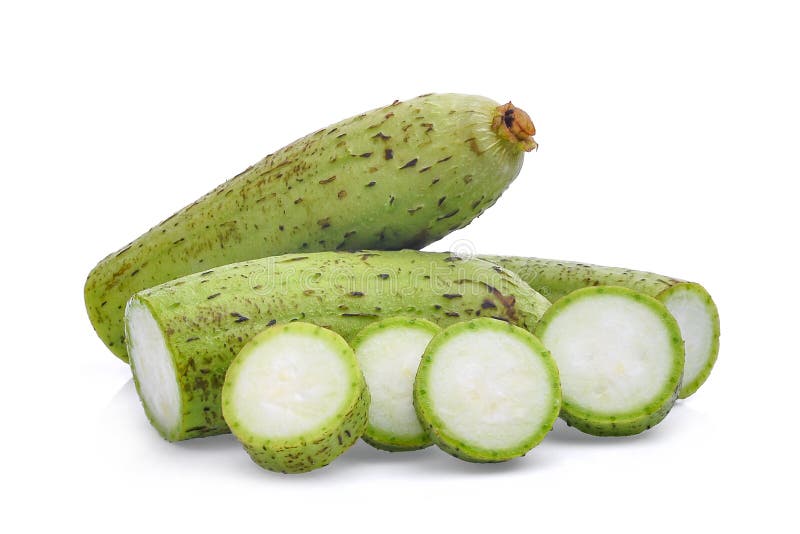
[535,286,684,436]
[221,322,369,473]
[414,318,561,462]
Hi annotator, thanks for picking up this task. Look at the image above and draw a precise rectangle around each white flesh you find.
[539,295,675,414]
[427,330,554,450]
[661,289,713,389]
[126,300,181,435]
[229,332,350,439]
[355,326,436,440]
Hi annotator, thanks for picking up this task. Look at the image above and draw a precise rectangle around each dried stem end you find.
[492,102,538,152]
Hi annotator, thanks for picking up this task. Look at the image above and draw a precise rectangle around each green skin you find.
[351,317,441,452]
[414,318,561,462]
[221,323,369,474]
[534,286,685,436]
[127,250,550,441]
[483,256,720,398]
[87,93,534,362]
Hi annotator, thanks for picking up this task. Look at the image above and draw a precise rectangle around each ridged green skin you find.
[351,317,441,452]
[221,323,369,474]
[483,256,719,398]
[414,318,561,462]
[126,250,550,441]
[86,93,533,362]
[534,286,685,436]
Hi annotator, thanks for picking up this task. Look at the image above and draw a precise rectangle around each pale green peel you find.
[125,250,550,441]
[86,93,537,362]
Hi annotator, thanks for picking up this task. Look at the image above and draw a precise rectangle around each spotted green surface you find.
[126,250,550,441]
[221,323,368,474]
[483,256,719,398]
[534,286,685,436]
[86,93,534,362]
[414,318,561,462]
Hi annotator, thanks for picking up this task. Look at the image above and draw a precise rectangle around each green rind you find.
[483,256,719,398]
[351,317,441,452]
[659,282,720,398]
[414,318,561,462]
[221,323,368,474]
[534,286,685,437]
[86,93,533,362]
[126,250,550,441]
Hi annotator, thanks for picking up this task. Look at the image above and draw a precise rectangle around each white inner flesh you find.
[230,333,350,439]
[540,295,675,414]
[126,301,182,434]
[355,326,436,440]
[427,330,553,450]
[662,288,713,388]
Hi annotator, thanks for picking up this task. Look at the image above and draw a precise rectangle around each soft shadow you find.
[544,418,667,444]
[108,378,136,408]
[173,433,241,452]
[334,439,549,476]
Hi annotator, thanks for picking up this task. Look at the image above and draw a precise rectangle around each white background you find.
[2,1,798,532]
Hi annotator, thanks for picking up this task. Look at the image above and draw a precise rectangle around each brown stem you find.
[492,102,538,152]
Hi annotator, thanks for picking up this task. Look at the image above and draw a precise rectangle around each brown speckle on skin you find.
[400,158,418,169]
[467,138,483,155]
[443,293,462,299]
[445,311,460,317]
[481,299,497,309]
[207,293,221,300]
[359,152,372,158]
[372,132,391,141]
[294,198,303,204]
[349,291,365,297]
[231,312,249,323]
[338,190,347,199]
[384,149,393,160]
[366,181,376,187]
[319,175,337,185]
[437,209,459,220]
[438,196,446,206]
[317,218,331,229]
